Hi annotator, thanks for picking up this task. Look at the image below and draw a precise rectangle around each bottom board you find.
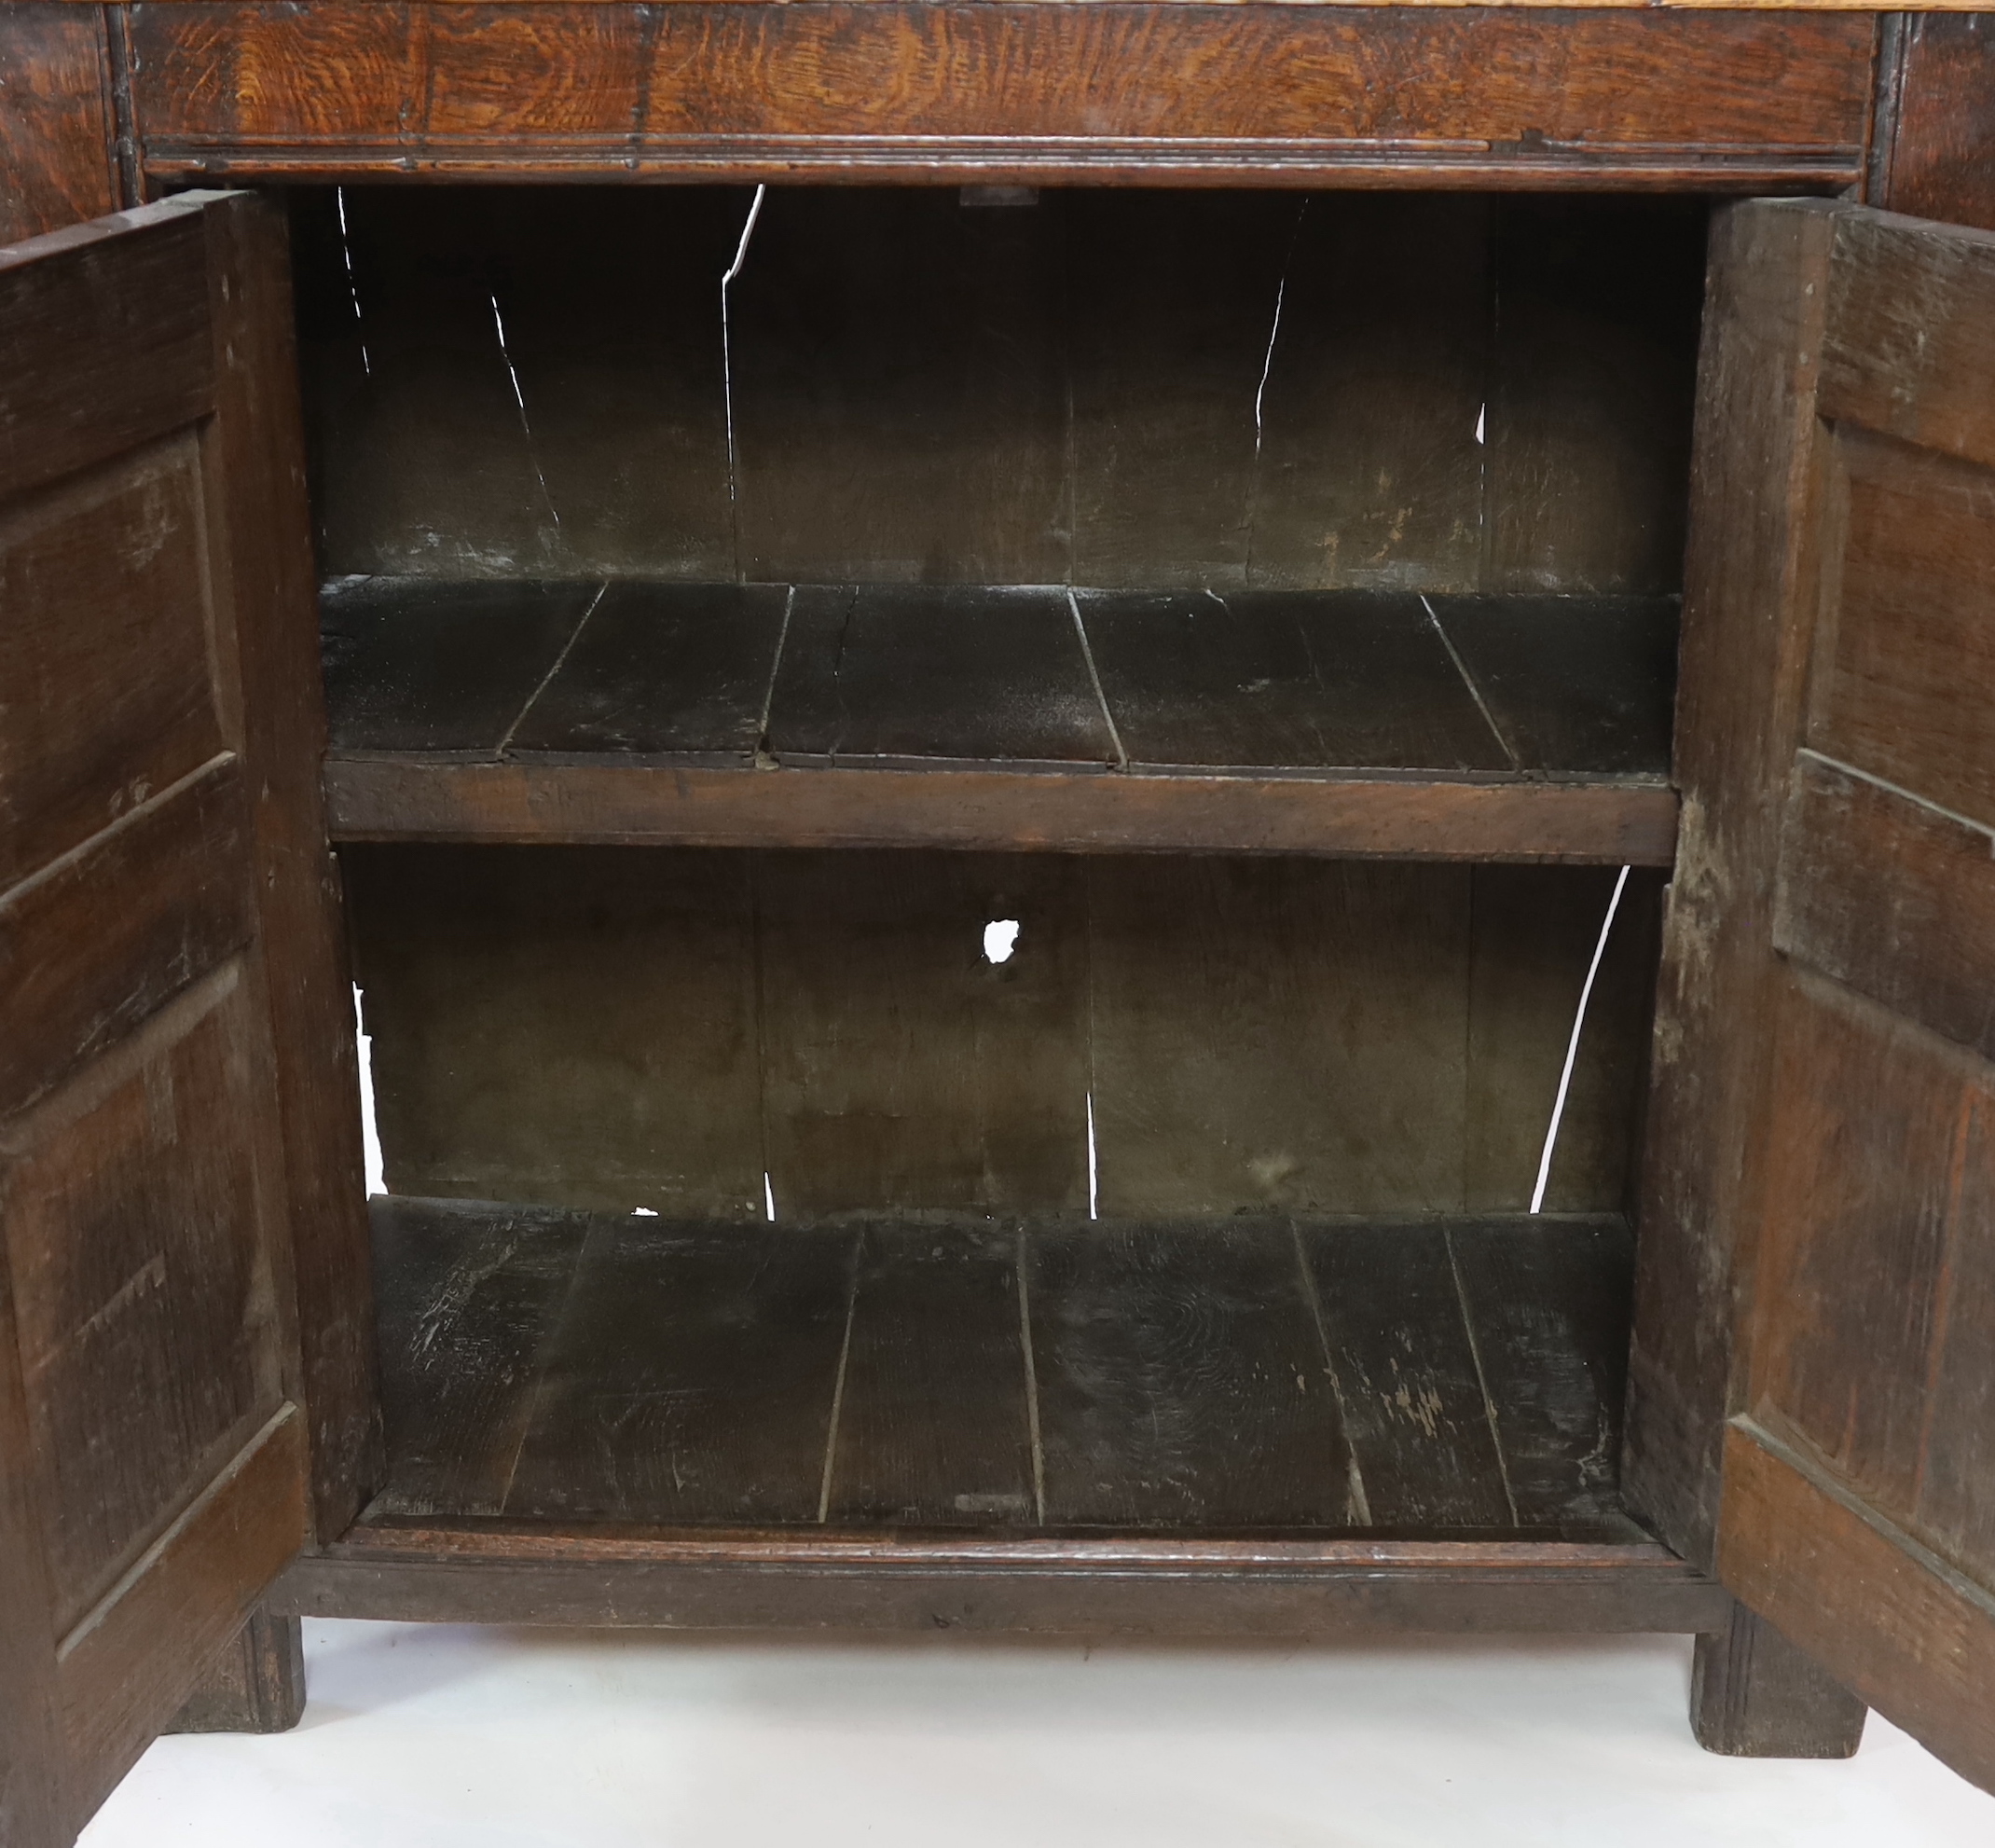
[363,1198,1644,1540]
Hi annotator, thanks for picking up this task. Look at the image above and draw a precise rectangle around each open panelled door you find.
[0,195,373,1844]
[1673,199,1995,1791]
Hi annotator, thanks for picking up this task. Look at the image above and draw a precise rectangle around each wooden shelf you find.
[363,1196,1646,1541]
[322,580,1678,862]
[276,1198,1732,1634]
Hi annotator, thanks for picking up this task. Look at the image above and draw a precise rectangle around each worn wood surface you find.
[1719,1420,1993,1786]
[1649,200,1995,1795]
[320,576,1678,861]
[766,586,1114,770]
[1690,1601,1867,1758]
[1296,1223,1512,1530]
[1622,200,1837,1571]
[320,578,600,757]
[510,582,790,762]
[1876,14,1995,234]
[1424,597,1680,778]
[1078,591,1512,774]
[361,1199,1642,1541]
[504,1220,858,1524]
[166,1608,307,1737]
[367,1197,593,1518]
[301,189,1703,600]
[827,1224,1037,1526]
[1027,1221,1358,1528]
[345,846,765,1215]
[328,756,1677,862]
[350,848,1658,1221]
[280,1523,1729,1636]
[0,7,118,246]
[0,195,337,1842]
[1450,1217,1637,1531]
[754,852,1092,1217]
[125,7,1875,186]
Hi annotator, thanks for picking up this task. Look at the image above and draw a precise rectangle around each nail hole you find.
[632,1207,658,1218]
[984,918,1021,964]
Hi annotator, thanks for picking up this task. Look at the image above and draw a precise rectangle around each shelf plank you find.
[1300,1221,1515,1530]
[1078,588,1511,774]
[367,1197,592,1519]
[827,1223,1038,1526]
[1427,595,1679,777]
[320,578,1677,862]
[502,1219,860,1524]
[765,583,1117,770]
[507,581,791,764]
[1449,1216,1639,1530]
[325,757,1677,864]
[364,1199,1651,1549]
[321,577,598,758]
[1025,1220,1358,1528]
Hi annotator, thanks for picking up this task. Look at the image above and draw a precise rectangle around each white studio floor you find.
[84,1621,1991,1847]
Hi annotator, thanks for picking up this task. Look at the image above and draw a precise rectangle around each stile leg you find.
[1691,1601,1866,1758]
[166,1607,306,1735]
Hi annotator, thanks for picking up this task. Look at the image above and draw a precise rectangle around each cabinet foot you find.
[166,1608,306,1734]
[1691,1602,1865,1758]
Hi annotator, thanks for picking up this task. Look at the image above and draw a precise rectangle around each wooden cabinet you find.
[4,7,1995,1841]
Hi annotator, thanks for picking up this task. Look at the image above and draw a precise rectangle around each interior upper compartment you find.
[291,186,1704,859]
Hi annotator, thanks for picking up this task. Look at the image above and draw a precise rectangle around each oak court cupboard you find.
[4,5,1995,1839]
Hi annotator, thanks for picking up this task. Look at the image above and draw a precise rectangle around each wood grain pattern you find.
[1621,199,1838,1569]
[1820,209,1995,472]
[1878,13,1995,235]
[344,845,765,1216]
[765,586,1115,770]
[54,1407,307,1828]
[166,1607,307,1737]
[1775,755,1995,1062]
[1086,858,1471,1216]
[503,1220,858,1523]
[509,582,790,763]
[1807,428,1995,828]
[826,1222,1037,1526]
[280,1523,1729,1636]
[320,578,599,758]
[1028,1221,1358,1529]
[125,7,1876,186]
[368,1196,591,1518]
[1424,596,1678,779]
[1078,590,1511,774]
[1690,1602,1866,1758]
[0,434,225,888]
[0,758,254,1121]
[0,7,118,246]
[1,972,282,1634]
[1719,1419,1995,1795]
[0,206,208,506]
[195,188,383,1538]
[1451,1216,1635,1531]
[755,851,1091,1216]
[1299,1222,1512,1530]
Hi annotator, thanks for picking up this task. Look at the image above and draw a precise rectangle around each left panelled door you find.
[0,194,366,1845]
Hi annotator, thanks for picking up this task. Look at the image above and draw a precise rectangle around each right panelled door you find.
[1679,199,1995,1791]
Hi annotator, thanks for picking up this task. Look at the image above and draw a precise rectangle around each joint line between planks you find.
[1445,1223,1521,1529]
[495,582,609,757]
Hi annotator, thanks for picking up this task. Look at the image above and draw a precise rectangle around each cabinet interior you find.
[294,184,1708,1543]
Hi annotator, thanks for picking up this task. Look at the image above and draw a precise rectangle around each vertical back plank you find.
[1088,857,1471,1216]
[757,851,1090,1217]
